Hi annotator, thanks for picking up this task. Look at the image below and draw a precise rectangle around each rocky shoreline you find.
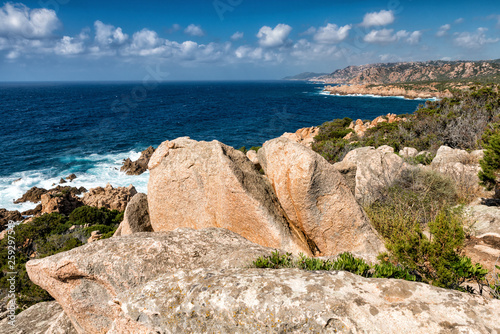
[323,83,453,100]
[2,109,500,332]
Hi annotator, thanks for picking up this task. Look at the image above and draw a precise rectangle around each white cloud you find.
[360,10,395,28]
[454,18,464,24]
[436,24,451,37]
[230,31,244,41]
[257,23,292,48]
[364,29,420,45]
[0,3,60,38]
[54,36,85,55]
[364,29,397,43]
[313,23,351,44]
[94,21,128,46]
[454,27,499,48]
[406,31,422,45]
[184,24,204,37]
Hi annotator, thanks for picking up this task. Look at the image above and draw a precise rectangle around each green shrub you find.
[253,250,294,269]
[252,251,416,281]
[479,131,500,190]
[384,209,487,291]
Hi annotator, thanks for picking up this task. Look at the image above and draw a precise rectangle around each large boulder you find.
[0,301,76,334]
[258,138,384,259]
[40,192,83,215]
[82,184,137,212]
[147,137,312,255]
[334,146,407,205]
[430,146,484,199]
[121,146,156,175]
[27,228,276,333]
[113,193,153,237]
[27,228,500,334]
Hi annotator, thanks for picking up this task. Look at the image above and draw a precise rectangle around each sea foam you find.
[0,150,148,212]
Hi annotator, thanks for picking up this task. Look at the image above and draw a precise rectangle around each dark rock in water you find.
[0,209,22,229]
[12,178,21,184]
[22,204,42,216]
[65,173,77,181]
[14,186,48,203]
[121,146,156,175]
[59,178,66,184]
[0,301,76,334]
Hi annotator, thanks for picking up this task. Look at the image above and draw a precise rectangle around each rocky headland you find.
[323,83,453,100]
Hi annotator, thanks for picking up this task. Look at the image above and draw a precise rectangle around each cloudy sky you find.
[0,0,499,81]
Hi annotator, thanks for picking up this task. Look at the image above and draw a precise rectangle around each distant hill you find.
[282,72,330,80]
[317,59,500,85]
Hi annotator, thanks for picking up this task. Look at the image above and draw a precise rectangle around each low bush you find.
[253,251,417,281]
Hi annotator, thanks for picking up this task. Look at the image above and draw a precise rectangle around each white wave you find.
[320,91,438,101]
[0,150,148,212]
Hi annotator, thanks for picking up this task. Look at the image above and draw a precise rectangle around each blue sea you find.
[0,81,424,211]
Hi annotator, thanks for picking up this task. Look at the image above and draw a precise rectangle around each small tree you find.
[479,131,500,191]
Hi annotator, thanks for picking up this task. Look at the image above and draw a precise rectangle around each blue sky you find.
[0,0,499,81]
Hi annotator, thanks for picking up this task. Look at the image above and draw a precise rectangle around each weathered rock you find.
[40,192,83,215]
[280,126,319,148]
[0,301,76,334]
[87,230,102,243]
[14,186,48,203]
[121,146,156,175]
[0,209,22,229]
[27,228,277,333]
[245,149,260,169]
[27,228,500,334]
[58,178,66,184]
[65,173,77,181]
[463,203,500,271]
[377,145,394,154]
[82,184,137,212]
[400,147,418,158]
[430,146,484,198]
[334,146,407,205]
[147,137,312,255]
[114,193,153,237]
[258,138,384,259]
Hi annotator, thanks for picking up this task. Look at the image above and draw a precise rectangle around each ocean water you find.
[0,81,423,211]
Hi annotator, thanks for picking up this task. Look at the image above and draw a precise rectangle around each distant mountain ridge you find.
[317,59,500,84]
[282,72,329,80]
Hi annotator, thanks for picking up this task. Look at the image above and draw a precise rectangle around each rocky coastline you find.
[323,83,452,100]
[2,100,500,332]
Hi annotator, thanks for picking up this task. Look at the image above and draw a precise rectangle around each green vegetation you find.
[313,85,500,163]
[0,206,123,312]
[237,146,261,154]
[365,168,487,293]
[253,251,417,281]
[479,129,500,191]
